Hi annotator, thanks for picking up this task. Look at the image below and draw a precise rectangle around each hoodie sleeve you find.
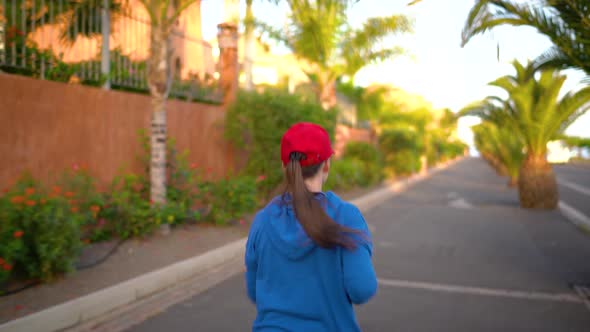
[245,211,264,303]
[341,204,377,305]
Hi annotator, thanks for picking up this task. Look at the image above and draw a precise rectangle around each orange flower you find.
[13,230,24,238]
[0,257,5,265]
[25,200,36,207]
[70,206,79,213]
[40,198,47,204]
[82,239,91,244]
[25,187,35,196]
[64,191,75,198]
[190,163,198,169]
[3,263,12,271]
[10,196,24,204]
[90,205,100,213]
[52,186,61,194]
[2,188,8,194]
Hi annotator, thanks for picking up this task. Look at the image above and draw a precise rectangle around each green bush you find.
[0,174,83,282]
[225,89,337,199]
[101,173,157,240]
[133,130,206,230]
[383,150,421,178]
[379,128,424,177]
[0,196,26,284]
[324,158,365,191]
[342,142,383,186]
[56,165,106,242]
[206,176,257,225]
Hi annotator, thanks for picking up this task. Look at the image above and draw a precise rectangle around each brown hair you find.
[285,152,360,250]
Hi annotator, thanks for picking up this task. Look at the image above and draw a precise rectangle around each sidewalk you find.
[0,225,248,324]
[0,159,461,332]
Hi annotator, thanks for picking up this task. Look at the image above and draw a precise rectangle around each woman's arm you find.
[245,211,264,303]
[341,205,378,304]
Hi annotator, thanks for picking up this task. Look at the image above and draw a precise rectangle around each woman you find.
[245,122,377,331]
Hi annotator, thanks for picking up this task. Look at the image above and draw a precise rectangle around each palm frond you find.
[340,15,413,78]
[550,86,590,136]
[59,0,122,45]
[463,0,590,75]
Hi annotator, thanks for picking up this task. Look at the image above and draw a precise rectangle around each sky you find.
[200,0,589,145]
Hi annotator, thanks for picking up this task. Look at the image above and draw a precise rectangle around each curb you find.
[0,158,462,332]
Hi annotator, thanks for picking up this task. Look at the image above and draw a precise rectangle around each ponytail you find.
[285,152,359,250]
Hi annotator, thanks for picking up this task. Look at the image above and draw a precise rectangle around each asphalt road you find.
[126,158,590,332]
[555,163,590,219]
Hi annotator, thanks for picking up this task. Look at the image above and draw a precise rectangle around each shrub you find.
[383,150,421,178]
[225,89,337,199]
[101,173,157,240]
[379,128,424,177]
[342,142,383,186]
[206,176,257,225]
[0,196,25,284]
[134,130,206,229]
[1,174,83,282]
[166,140,206,224]
[324,158,365,191]
[56,164,106,242]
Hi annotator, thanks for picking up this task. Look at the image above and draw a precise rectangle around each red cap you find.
[281,122,334,167]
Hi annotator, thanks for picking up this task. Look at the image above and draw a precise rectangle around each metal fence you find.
[0,0,221,103]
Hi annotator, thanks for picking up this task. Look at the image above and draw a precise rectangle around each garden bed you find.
[0,223,248,324]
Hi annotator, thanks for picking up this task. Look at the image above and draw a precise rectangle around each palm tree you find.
[115,0,204,235]
[243,0,255,90]
[259,0,412,109]
[462,60,590,209]
[462,0,590,78]
[1,0,121,41]
[472,121,524,187]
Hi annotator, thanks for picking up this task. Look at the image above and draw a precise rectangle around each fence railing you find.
[0,0,222,103]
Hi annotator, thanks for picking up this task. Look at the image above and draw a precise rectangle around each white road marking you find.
[559,201,590,232]
[558,179,590,196]
[377,241,394,248]
[447,191,458,199]
[378,278,582,304]
[448,198,473,209]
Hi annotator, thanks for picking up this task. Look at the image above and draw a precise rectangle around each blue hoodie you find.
[245,191,377,332]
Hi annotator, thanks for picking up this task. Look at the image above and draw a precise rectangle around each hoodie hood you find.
[264,191,345,260]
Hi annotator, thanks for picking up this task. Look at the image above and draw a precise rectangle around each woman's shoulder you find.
[325,191,362,216]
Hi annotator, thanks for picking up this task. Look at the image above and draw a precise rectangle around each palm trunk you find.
[148,28,170,205]
[508,176,518,187]
[318,78,336,110]
[150,98,167,204]
[147,25,172,234]
[244,0,255,91]
[517,153,558,209]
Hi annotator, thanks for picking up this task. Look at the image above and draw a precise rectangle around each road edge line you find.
[559,201,590,235]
